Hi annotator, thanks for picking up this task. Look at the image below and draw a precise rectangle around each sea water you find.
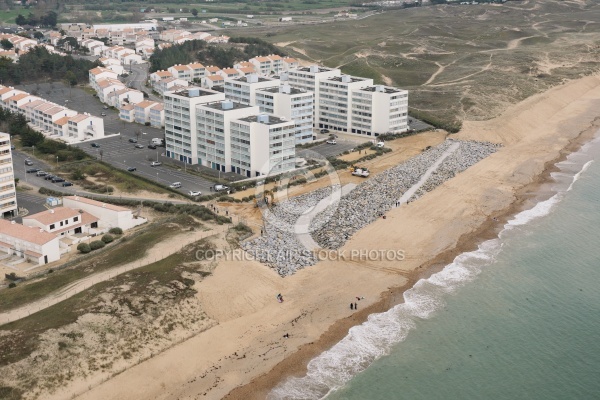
[269,135,600,400]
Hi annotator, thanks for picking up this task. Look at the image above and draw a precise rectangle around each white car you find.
[376,141,385,148]
[326,139,337,145]
[189,190,202,196]
[150,161,162,167]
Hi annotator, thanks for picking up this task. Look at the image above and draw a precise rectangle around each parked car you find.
[375,141,385,148]
[320,129,330,134]
[189,190,202,196]
[24,159,34,166]
[52,177,65,183]
[90,142,100,148]
[326,139,337,145]
[26,168,40,173]
[10,145,15,150]
[134,144,144,149]
[62,181,73,187]
[150,161,161,167]
[148,144,157,149]
[213,184,230,192]
[44,175,55,181]
[36,170,48,177]
[100,112,106,117]
[169,182,181,189]
[126,167,136,172]
[129,138,138,143]
[103,105,109,110]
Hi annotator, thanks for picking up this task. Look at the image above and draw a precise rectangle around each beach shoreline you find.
[223,86,600,399]
[63,75,600,400]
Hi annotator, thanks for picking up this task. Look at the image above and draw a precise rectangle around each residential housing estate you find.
[0,86,105,143]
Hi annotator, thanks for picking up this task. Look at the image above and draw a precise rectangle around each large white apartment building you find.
[255,85,314,144]
[351,85,409,136]
[223,75,280,106]
[285,65,409,136]
[318,75,373,133]
[196,100,258,173]
[230,114,296,177]
[164,87,225,164]
[0,132,17,218]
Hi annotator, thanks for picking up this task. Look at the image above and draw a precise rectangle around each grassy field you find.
[0,9,22,24]
[0,215,198,314]
[227,1,600,127]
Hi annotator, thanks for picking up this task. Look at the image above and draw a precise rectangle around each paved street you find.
[123,63,162,102]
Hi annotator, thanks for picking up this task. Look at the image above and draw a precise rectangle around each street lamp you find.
[56,155,58,167]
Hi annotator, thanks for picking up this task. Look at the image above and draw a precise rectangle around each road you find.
[123,63,162,102]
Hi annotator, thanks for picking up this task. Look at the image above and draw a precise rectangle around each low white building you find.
[23,207,99,238]
[62,196,146,231]
[89,67,119,92]
[0,219,60,265]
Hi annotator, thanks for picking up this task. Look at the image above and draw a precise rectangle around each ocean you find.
[269,135,600,400]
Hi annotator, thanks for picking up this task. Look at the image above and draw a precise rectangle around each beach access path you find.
[399,141,460,204]
[294,183,356,251]
[0,224,230,326]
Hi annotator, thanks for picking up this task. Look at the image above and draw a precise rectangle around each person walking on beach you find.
[354,302,358,310]
[350,303,354,310]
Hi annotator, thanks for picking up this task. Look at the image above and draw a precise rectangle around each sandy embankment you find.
[70,75,600,400]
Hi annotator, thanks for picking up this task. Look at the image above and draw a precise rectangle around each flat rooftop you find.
[238,114,291,125]
[258,86,307,95]
[169,88,218,98]
[326,75,370,84]
[230,75,278,84]
[201,101,254,111]
[296,66,338,73]
[360,85,405,94]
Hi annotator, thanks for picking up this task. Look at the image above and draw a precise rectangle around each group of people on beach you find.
[350,296,364,310]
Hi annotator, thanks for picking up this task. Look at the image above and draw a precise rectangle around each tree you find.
[57,36,78,50]
[135,129,142,141]
[33,31,44,40]
[0,39,13,50]
[15,14,27,26]
[191,8,198,16]
[64,71,77,87]
[77,243,91,253]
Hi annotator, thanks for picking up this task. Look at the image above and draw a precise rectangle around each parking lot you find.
[298,138,361,159]
[73,135,217,195]
[17,82,165,139]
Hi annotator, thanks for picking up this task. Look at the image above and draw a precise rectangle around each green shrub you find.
[77,243,91,253]
[109,227,123,235]
[8,282,16,288]
[101,234,114,243]
[89,240,105,250]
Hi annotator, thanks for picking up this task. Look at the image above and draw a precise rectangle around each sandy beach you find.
[62,74,600,400]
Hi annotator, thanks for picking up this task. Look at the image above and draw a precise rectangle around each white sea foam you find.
[267,150,597,400]
[567,160,593,191]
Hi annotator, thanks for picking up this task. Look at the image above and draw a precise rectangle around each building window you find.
[74,216,79,222]
[49,224,55,230]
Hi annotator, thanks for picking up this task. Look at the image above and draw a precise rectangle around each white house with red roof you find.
[0,219,60,265]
